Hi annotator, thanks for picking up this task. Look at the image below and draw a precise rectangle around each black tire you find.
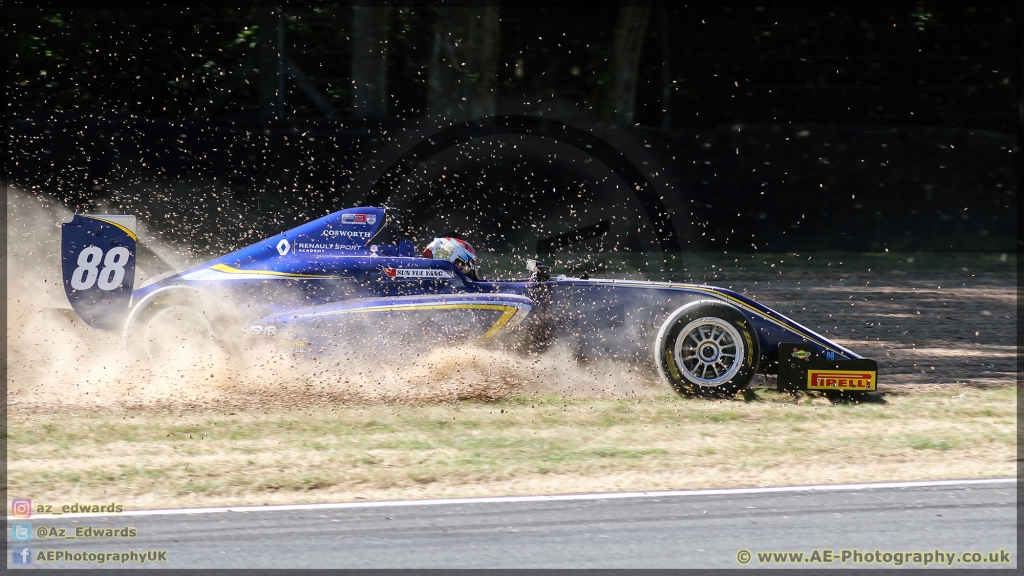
[654,300,760,398]
[123,288,239,362]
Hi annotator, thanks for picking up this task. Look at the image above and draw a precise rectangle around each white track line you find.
[8,478,1015,521]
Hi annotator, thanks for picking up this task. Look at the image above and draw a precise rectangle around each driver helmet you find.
[423,237,478,280]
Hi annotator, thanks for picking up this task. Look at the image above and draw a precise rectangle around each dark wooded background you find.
[6,4,1018,254]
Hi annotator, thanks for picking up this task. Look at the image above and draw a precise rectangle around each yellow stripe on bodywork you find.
[87,216,137,242]
[586,279,854,358]
[483,306,519,338]
[311,303,520,339]
[668,284,851,357]
[209,263,349,279]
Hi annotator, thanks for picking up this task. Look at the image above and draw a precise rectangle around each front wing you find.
[777,342,878,391]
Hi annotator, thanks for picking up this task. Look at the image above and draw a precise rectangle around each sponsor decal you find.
[341,213,374,225]
[791,348,812,361]
[276,239,291,256]
[321,229,372,239]
[295,242,364,253]
[382,268,454,279]
[807,369,876,391]
[243,325,277,336]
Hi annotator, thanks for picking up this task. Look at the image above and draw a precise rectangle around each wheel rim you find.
[143,306,213,359]
[672,317,744,386]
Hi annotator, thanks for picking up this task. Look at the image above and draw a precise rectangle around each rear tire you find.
[654,300,760,398]
[124,288,238,362]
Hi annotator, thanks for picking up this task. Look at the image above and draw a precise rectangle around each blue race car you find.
[61,206,878,398]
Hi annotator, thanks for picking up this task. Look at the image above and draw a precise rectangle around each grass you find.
[5,386,1016,511]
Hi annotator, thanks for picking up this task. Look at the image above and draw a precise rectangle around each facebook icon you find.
[13,546,32,565]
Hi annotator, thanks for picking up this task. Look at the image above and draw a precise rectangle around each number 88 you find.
[70,246,130,290]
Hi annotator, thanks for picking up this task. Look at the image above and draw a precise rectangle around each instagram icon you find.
[12,499,32,518]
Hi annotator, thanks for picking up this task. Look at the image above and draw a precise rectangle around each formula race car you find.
[61,206,878,398]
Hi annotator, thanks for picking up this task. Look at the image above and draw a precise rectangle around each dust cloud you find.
[6,187,662,412]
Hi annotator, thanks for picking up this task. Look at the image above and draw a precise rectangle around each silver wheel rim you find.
[143,306,213,359]
[673,317,744,386]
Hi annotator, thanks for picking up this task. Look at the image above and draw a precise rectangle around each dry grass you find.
[4,386,1016,511]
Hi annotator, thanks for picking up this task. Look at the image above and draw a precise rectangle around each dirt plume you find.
[11,187,1012,412]
[6,188,662,411]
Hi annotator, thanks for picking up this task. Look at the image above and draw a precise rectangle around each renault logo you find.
[276,239,291,255]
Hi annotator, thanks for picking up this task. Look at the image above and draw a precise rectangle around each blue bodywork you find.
[124,206,865,373]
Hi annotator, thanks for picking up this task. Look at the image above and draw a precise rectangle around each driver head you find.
[423,237,478,280]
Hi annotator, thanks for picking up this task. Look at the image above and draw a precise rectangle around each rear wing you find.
[61,215,137,329]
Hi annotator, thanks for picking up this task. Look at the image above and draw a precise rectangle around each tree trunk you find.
[659,2,672,130]
[195,7,335,119]
[426,8,465,122]
[427,3,500,123]
[351,5,390,117]
[467,6,499,119]
[611,3,651,127]
[256,7,285,119]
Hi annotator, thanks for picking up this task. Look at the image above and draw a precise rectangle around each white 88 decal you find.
[70,246,130,290]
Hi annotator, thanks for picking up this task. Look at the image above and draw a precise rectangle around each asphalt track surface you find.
[7,479,1016,569]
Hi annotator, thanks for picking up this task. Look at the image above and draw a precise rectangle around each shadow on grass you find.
[735,387,888,405]
[820,390,888,405]
[739,389,762,402]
